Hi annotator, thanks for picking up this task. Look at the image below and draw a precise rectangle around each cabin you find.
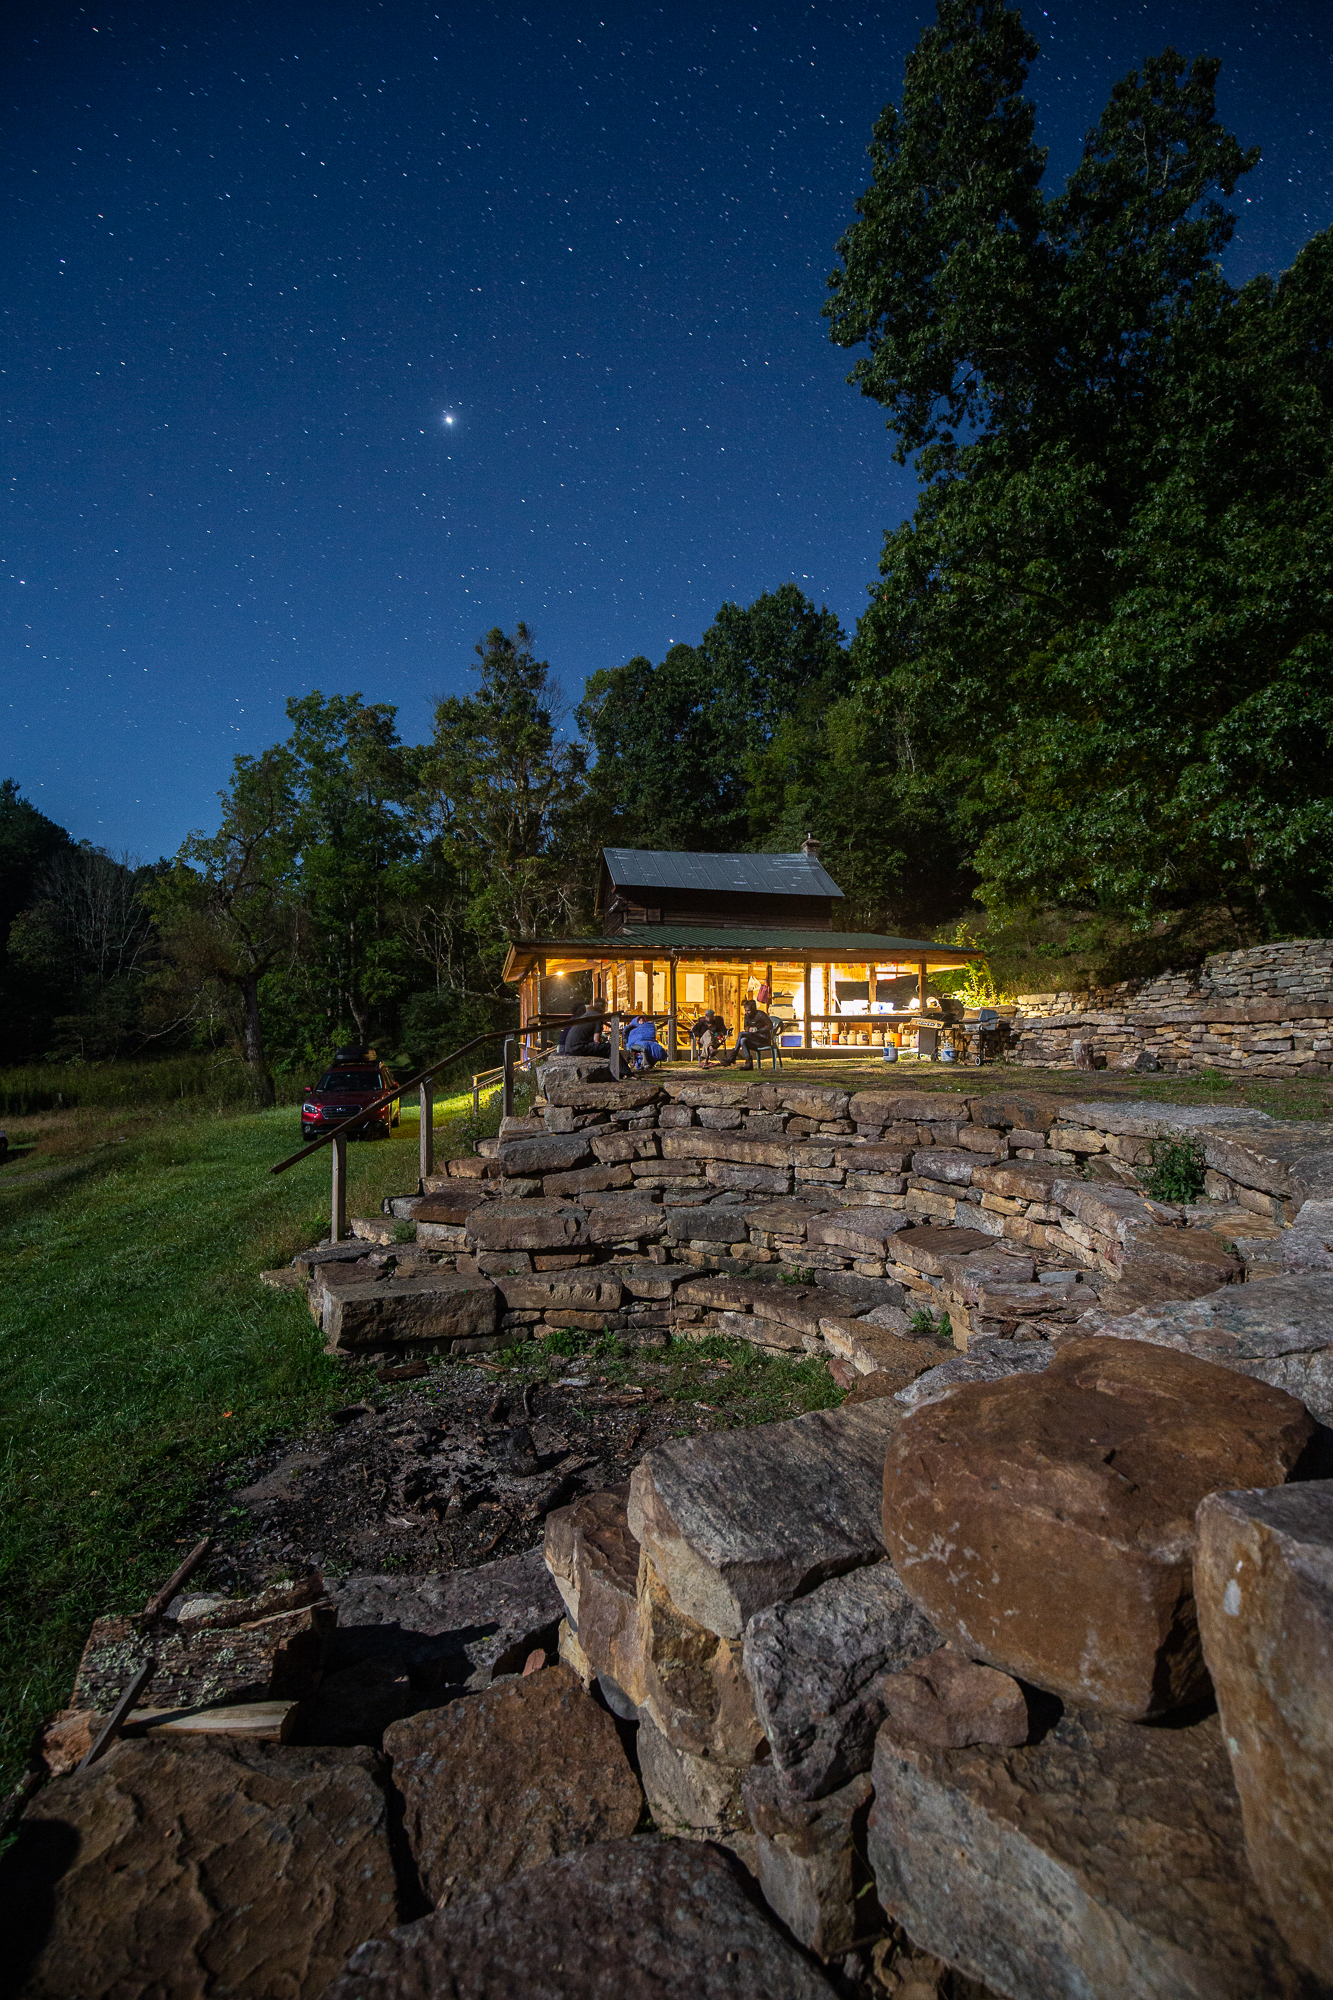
[502,842,979,1057]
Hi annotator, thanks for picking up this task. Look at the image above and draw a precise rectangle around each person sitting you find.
[721,1000,775,1070]
[556,1000,586,1053]
[563,1000,609,1056]
[690,1009,728,1066]
[625,1011,667,1070]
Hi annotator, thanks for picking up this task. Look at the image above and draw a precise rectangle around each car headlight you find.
[303,1103,319,1115]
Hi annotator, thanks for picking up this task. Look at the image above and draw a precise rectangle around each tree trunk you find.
[241,973,276,1106]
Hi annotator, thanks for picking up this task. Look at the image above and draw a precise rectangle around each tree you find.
[11,844,160,1059]
[825,4,1332,935]
[578,586,846,851]
[413,625,589,962]
[145,747,302,1099]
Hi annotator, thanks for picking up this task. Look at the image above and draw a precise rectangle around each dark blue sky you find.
[4,0,1330,858]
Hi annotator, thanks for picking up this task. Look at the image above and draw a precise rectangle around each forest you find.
[2,1,1330,1094]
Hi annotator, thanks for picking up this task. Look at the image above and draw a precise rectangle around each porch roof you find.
[502,923,979,982]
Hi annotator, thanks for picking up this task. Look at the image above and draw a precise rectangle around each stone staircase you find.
[298,1057,1333,1424]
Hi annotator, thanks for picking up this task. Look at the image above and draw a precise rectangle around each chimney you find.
[801,832,820,858]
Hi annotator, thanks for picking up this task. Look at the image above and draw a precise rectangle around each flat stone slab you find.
[493,1133,594,1176]
[894,1338,1057,1412]
[889,1226,998,1276]
[627,1401,904,1640]
[1088,1270,1333,1424]
[384,1666,641,1907]
[1204,1123,1333,1204]
[1196,1480,1333,1983]
[868,1708,1312,2000]
[1056,1100,1278,1139]
[321,1271,498,1351]
[809,1207,915,1257]
[495,1272,624,1312]
[327,1835,836,2000]
[1280,1200,1333,1273]
[11,1739,399,1999]
[332,1546,562,1689]
[742,1561,939,1800]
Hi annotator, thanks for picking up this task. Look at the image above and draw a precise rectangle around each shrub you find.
[1144,1138,1207,1204]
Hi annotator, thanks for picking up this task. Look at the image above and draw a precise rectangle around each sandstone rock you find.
[660,1131,791,1167]
[879,1645,1028,1749]
[867,1707,1312,2000]
[819,1320,941,1392]
[808,1208,914,1257]
[675,1273,815,1316]
[321,1271,498,1352]
[384,1666,641,1907]
[542,1078,662,1111]
[10,1739,398,1999]
[1088,1271,1333,1424]
[326,1836,836,2000]
[1116,1222,1243,1294]
[894,1337,1057,1412]
[1280,1198,1333,1273]
[707,1161,792,1193]
[743,1765,875,1959]
[541,1163,635,1198]
[584,1198,667,1244]
[627,1401,905,1640]
[468,1201,587,1252]
[814,1269,906,1312]
[633,1552,764,1765]
[495,1271,624,1313]
[889,1226,998,1276]
[635,1713,751,1849]
[971,1158,1061,1201]
[910,1148,975,1185]
[742,1561,939,1800]
[1195,1480,1333,1981]
[332,1546,562,1692]
[544,1486,645,1708]
[882,1337,1317,1717]
[667,1205,759,1242]
[1204,1121,1333,1207]
[590,1129,660,1163]
[835,1143,913,1173]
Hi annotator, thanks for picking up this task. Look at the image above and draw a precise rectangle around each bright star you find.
[441,410,457,427]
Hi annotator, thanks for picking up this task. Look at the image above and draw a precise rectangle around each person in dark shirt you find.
[722,999,775,1069]
[563,1001,609,1056]
[556,1001,586,1052]
[690,1009,728,1066]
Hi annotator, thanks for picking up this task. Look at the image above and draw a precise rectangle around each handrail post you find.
[472,1073,480,1121]
[609,1015,622,1081]
[419,1075,434,1187]
[502,1037,514,1121]
[331,1133,348,1242]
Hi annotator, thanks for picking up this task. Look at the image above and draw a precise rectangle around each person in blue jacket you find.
[625,1011,667,1069]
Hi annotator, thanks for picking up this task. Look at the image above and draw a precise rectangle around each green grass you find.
[0,1087,492,1793]
[482,1324,844,1429]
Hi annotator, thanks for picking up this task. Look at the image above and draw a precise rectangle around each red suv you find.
[301,1046,400,1143]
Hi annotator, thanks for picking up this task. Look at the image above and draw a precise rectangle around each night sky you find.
[4,1,1330,859]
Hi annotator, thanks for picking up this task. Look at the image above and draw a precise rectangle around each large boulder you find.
[881,1337,1316,1718]
[1088,1270,1333,1425]
[627,1401,905,1640]
[741,1561,939,1800]
[9,1739,399,2000]
[1195,1480,1333,1982]
[326,1836,836,2000]
[383,1666,642,1907]
[868,1708,1312,2000]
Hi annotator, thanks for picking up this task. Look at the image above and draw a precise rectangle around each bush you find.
[1144,1138,1207,1204]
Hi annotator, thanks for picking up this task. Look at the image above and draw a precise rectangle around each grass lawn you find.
[0,1091,476,1794]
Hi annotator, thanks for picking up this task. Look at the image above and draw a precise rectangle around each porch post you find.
[668,957,677,1061]
[802,963,811,1049]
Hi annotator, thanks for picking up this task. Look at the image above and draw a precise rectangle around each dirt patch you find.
[199,1360,703,1596]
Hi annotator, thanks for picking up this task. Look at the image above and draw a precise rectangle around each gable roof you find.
[602,847,844,901]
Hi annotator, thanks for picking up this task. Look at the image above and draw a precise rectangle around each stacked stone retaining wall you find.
[1006,937,1333,1076]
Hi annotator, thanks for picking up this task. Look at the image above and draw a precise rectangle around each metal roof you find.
[503,924,979,980]
[602,847,844,900]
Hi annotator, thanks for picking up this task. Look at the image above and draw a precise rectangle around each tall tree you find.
[578,585,845,851]
[826,4,1331,935]
[145,747,303,1099]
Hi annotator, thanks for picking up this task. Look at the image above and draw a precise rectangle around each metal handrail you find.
[269,1029,518,1177]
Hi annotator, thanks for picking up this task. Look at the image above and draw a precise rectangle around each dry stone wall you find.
[1006,937,1333,1077]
